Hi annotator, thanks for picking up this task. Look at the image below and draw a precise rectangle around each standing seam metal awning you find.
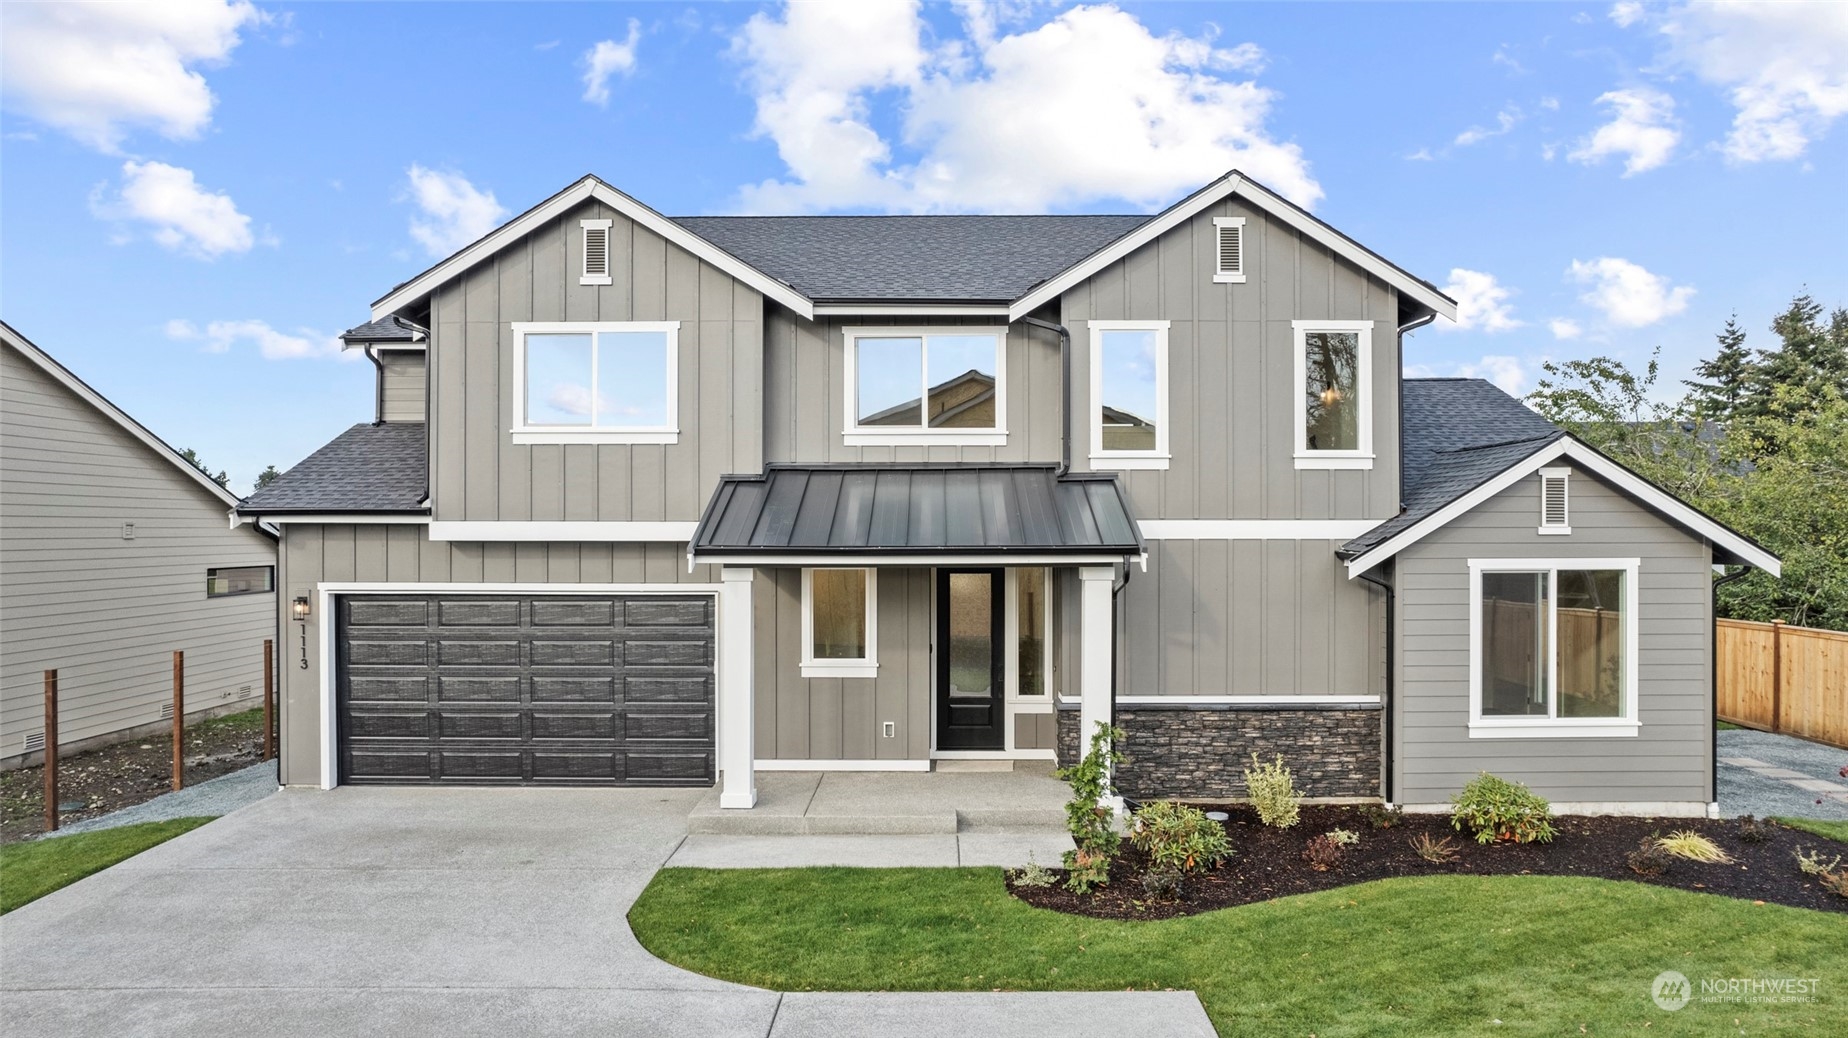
[690,464,1145,560]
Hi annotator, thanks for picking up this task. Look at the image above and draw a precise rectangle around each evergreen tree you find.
[254,464,282,491]
[177,447,230,489]
[1683,315,1754,421]
[1740,293,1848,421]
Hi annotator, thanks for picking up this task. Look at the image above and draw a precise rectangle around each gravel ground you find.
[38,761,278,840]
[1716,728,1848,821]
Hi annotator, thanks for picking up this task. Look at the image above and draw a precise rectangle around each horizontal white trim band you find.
[753,759,932,772]
[260,514,431,525]
[510,431,679,445]
[930,750,1057,761]
[692,553,1139,567]
[1137,520,1378,540]
[843,432,1008,447]
[317,582,721,594]
[427,521,697,542]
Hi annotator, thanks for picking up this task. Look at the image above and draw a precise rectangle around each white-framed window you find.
[511,321,678,444]
[1293,319,1374,469]
[1213,216,1246,283]
[1089,320,1170,470]
[206,565,274,598]
[580,219,613,286]
[1538,468,1571,534]
[1468,557,1640,739]
[843,327,1006,446]
[1005,566,1052,701]
[801,568,878,678]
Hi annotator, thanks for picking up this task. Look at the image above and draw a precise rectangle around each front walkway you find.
[0,785,1208,1037]
[1717,728,1848,820]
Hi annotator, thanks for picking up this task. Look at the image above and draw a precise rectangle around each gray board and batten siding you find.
[1,338,277,767]
[1393,468,1716,806]
[427,198,765,525]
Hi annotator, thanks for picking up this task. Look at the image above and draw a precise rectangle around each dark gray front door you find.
[335,594,714,786]
[936,568,1004,751]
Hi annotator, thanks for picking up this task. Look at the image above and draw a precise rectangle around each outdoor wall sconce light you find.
[292,596,311,622]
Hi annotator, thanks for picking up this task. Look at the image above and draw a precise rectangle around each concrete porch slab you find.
[690,765,1067,836]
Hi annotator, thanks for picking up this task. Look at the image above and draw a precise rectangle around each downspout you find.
[1710,565,1752,815]
[364,347,385,426]
[1355,566,1395,805]
[1112,560,1135,811]
[1017,316,1073,476]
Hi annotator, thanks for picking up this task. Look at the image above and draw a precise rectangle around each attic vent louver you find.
[580,219,613,286]
[1539,468,1570,533]
[1212,216,1246,283]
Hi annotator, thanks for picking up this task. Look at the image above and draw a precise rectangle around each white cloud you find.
[1568,87,1678,175]
[93,160,255,258]
[1456,355,1529,395]
[1609,2,1645,29]
[1568,257,1694,328]
[1439,268,1524,333]
[581,19,642,106]
[0,1,261,152]
[1548,318,1583,340]
[731,1,1320,213]
[1653,1,1848,163]
[1454,106,1521,147]
[404,165,509,258]
[1491,46,1526,76]
[1540,96,1560,111]
[165,318,347,360]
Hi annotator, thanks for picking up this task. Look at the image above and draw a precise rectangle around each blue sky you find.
[3,1,1844,491]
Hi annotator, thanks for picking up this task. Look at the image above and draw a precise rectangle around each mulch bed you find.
[1009,805,1848,919]
[0,709,269,845]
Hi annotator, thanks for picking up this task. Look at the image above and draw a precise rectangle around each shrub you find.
[1794,847,1845,876]
[1009,853,1056,889]
[1820,870,1848,900]
[1140,868,1183,901]
[1360,804,1405,829]
[1736,814,1772,844]
[1449,773,1557,845]
[1242,753,1302,829]
[1055,722,1125,894]
[1327,828,1360,848]
[1301,833,1345,871]
[1130,800,1233,875]
[1627,838,1674,877]
[1656,830,1734,864]
[1409,832,1459,864]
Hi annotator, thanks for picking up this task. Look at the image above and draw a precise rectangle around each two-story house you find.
[238,172,1777,817]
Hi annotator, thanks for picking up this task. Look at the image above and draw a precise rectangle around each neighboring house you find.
[1,322,278,769]
[238,172,1777,817]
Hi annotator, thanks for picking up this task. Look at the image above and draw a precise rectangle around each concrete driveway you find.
[0,786,1214,1038]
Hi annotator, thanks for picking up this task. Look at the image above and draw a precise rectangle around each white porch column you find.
[1077,565,1118,806]
[718,566,757,809]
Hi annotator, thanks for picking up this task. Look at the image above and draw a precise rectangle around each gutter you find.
[1354,566,1395,805]
[1710,565,1752,814]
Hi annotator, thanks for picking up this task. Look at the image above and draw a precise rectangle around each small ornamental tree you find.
[1054,722,1124,894]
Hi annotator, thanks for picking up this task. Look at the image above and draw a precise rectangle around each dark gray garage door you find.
[336,594,714,786]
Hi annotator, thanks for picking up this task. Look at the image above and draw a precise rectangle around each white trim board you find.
[1343,437,1782,578]
[427,521,697,542]
[371,176,814,321]
[1138,520,1378,540]
[691,552,1139,567]
[753,758,931,772]
[258,514,430,525]
[1007,172,1458,322]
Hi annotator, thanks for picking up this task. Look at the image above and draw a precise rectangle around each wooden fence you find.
[1717,619,1848,750]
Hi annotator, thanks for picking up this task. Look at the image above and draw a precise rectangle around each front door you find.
[936,568,1004,750]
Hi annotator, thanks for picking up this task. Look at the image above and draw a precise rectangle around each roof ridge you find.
[1438,432,1562,455]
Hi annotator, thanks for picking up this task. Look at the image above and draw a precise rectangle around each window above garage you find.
[512,322,679,445]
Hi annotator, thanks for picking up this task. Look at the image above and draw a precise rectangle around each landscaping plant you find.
[1449,772,1557,845]
[1326,828,1360,848]
[1736,814,1771,843]
[1009,853,1056,889]
[1656,830,1734,864]
[1793,847,1844,876]
[1241,753,1301,829]
[1408,832,1459,864]
[1054,722,1124,894]
[1129,800,1233,875]
[1627,838,1674,877]
[1359,804,1404,829]
[1819,869,1848,899]
[1301,833,1346,871]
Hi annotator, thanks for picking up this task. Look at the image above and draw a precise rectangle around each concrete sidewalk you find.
[0,785,1210,1037]
[1717,728,1848,820]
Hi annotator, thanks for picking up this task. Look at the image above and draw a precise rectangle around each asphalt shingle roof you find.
[238,423,426,514]
[1341,379,1563,557]
[672,215,1151,303]
[340,315,422,345]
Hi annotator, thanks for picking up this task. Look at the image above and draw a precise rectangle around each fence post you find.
[43,670,59,833]
[262,639,275,762]
[172,651,185,791]
[1769,620,1784,734]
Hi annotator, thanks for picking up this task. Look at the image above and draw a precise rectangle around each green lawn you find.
[631,868,1846,1038]
[1777,817,1848,843]
[1716,719,1743,730]
[1,817,213,913]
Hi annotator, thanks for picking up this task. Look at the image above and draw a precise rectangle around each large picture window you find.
[802,568,878,678]
[1292,320,1373,469]
[512,322,679,444]
[1469,558,1640,738]
[844,328,1005,445]
[1088,320,1170,470]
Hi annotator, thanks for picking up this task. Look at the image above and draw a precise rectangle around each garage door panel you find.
[338,594,714,787]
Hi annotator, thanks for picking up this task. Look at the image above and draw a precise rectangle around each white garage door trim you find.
[315,582,725,790]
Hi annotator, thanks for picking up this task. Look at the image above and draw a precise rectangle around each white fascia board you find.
[690,552,1133,567]
[262,514,432,525]
[813,304,1011,317]
[1006,172,1458,322]
[1343,438,1781,578]
[371,177,813,321]
[1139,519,1379,540]
[426,520,698,542]
[1,323,249,512]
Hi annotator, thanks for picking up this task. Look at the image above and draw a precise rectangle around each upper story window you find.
[1213,217,1246,283]
[1088,320,1170,470]
[512,321,679,445]
[844,327,1006,446]
[1292,320,1373,470]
